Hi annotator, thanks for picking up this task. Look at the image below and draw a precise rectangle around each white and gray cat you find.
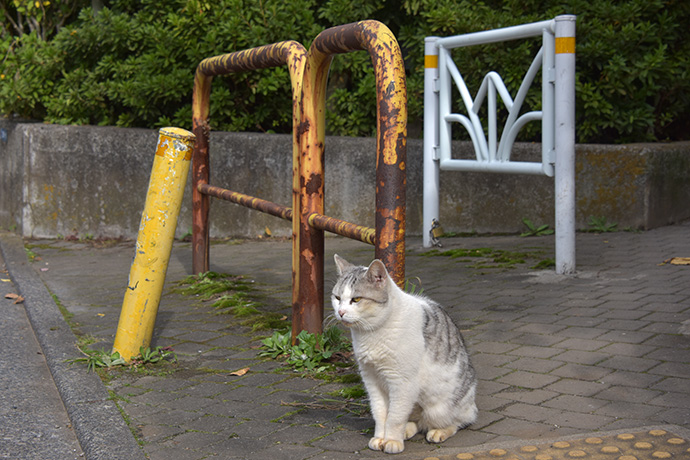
[331,255,477,454]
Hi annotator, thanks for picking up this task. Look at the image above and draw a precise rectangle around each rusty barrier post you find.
[191,41,307,319]
[295,20,407,339]
[190,21,406,344]
[113,128,195,361]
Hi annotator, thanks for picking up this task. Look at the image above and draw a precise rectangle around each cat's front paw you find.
[383,439,404,454]
[368,437,405,454]
[368,437,386,451]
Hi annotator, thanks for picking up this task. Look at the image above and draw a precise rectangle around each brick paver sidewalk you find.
[29,221,690,459]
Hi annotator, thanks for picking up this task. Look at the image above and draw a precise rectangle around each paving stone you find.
[645,347,690,362]
[470,341,522,354]
[494,388,559,405]
[510,333,565,347]
[160,431,226,451]
[507,345,563,359]
[476,395,511,412]
[553,350,609,365]
[513,323,569,335]
[499,403,563,423]
[180,381,231,398]
[161,394,218,413]
[551,363,614,381]
[542,395,609,413]
[469,410,505,430]
[145,446,212,460]
[268,423,335,445]
[472,352,519,368]
[476,380,511,396]
[139,423,186,443]
[598,319,651,331]
[135,408,205,426]
[226,419,286,439]
[556,326,608,339]
[205,333,255,348]
[641,301,690,313]
[643,333,690,348]
[439,429,500,449]
[651,377,690,394]
[475,365,515,381]
[598,308,652,320]
[647,391,690,408]
[131,389,183,407]
[472,330,525,342]
[254,443,323,460]
[599,292,650,302]
[502,357,564,374]
[174,330,227,343]
[598,355,661,372]
[557,317,608,328]
[552,338,609,351]
[657,407,690,426]
[310,429,371,453]
[594,386,663,404]
[497,371,560,389]
[481,417,559,439]
[598,342,657,357]
[560,306,608,317]
[593,401,665,420]
[131,375,194,392]
[544,410,615,430]
[203,435,273,458]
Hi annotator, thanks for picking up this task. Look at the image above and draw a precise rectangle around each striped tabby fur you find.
[331,255,477,454]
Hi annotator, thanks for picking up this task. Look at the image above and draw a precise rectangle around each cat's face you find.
[331,255,390,331]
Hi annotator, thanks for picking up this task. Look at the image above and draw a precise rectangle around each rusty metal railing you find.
[191,20,407,341]
[191,40,306,324]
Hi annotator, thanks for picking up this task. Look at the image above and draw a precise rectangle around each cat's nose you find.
[338,309,346,318]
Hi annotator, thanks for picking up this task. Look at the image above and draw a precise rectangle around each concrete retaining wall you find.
[1,120,688,240]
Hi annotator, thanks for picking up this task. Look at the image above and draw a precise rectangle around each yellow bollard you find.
[113,127,195,361]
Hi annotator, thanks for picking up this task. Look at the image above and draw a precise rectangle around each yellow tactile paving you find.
[423,429,689,460]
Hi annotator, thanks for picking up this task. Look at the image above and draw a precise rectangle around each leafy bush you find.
[1,0,689,143]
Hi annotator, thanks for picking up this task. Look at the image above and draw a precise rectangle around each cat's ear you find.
[334,254,353,275]
[366,260,388,287]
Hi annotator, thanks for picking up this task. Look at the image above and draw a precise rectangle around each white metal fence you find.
[423,15,576,274]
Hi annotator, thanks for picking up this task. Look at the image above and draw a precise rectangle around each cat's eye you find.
[351,297,362,303]
[334,295,341,301]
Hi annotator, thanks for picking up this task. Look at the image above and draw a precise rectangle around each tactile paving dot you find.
[428,429,690,460]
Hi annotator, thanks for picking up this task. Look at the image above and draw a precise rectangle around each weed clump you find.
[173,271,288,331]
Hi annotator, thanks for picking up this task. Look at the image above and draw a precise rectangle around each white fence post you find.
[422,15,577,273]
[554,15,577,275]
[423,37,440,248]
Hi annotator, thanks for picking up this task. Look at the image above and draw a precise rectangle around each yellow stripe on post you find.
[425,54,438,68]
[113,127,195,361]
[555,36,575,54]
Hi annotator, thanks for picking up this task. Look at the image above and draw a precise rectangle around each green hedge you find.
[1,0,689,143]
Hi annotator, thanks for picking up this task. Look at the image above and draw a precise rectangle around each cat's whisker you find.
[323,314,341,330]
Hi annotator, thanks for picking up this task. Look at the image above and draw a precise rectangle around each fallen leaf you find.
[5,293,24,304]
[670,257,690,266]
[264,226,272,237]
[1,279,10,282]
[230,367,250,376]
